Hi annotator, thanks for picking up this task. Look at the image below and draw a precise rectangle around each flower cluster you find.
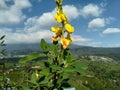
[51,0,74,49]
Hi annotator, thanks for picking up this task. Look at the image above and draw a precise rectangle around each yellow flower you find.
[54,12,67,23]
[54,13,62,23]
[60,12,67,22]
[66,33,73,42]
[51,27,62,36]
[60,38,71,49]
[52,35,60,42]
[36,71,39,78]
[60,34,73,49]
[51,27,59,33]
[65,23,74,33]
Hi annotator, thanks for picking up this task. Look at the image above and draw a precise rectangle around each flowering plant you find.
[20,0,79,90]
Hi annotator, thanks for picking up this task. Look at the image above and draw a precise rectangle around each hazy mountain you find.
[70,44,120,61]
[1,43,120,61]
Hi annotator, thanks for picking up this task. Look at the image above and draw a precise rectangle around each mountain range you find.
[1,43,120,61]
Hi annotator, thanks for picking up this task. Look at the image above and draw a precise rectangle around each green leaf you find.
[40,69,49,76]
[51,44,58,55]
[40,39,50,53]
[19,52,41,63]
[37,61,45,67]
[22,85,31,90]
[38,76,45,83]
[61,82,71,88]
[0,35,5,40]
[31,72,37,84]
[44,61,50,67]
[64,66,75,73]
[0,40,5,45]
[50,64,62,71]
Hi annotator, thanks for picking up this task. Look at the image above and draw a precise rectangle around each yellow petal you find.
[52,36,59,42]
[54,13,62,23]
[54,12,67,23]
[36,71,39,78]
[60,12,67,22]
[51,27,57,32]
[65,23,74,33]
[51,27,62,37]
[60,38,70,49]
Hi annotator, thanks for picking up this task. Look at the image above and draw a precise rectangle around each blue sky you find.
[0,0,120,47]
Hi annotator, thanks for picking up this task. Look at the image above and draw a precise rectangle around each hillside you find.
[70,44,120,61]
[1,43,120,61]
[0,44,120,90]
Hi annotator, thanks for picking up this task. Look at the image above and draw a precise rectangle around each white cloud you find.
[0,0,31,25]
[63,5,79,20]
[0,4,81,44]
[23,12,55,33]
[80,4,103,18]
[102,28,120,34]
[0,28,53,44]
[38,5,79,27]
[24,5,79,32]
[88,18,105,31]
[0,0,8,9]
[85,41,103,47]
[0,4,103,45]
[37,11,56,29]
[0,27,90,45]
[72,34,90,44]
[71,35,103,47]
[24,4,103,33]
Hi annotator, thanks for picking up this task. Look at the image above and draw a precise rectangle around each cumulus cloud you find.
[72,34,90,44]
[0,4,83,44]
[88,18,105,31]
[71,35,103,47]
[63,5,79,19]
[39,5,79,26]
[0,27,89,45]
[0,4,102,45]
[80,4,103,18]
[0,28,53,44]
[24,5,79,32]
[24,4,103,33]
[102,28,120,34]
[0,0,31,25]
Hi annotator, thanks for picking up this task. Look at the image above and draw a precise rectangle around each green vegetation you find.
[0,59,120,90]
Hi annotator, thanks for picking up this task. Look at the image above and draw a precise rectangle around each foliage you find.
[88,61,120,90]
[0,35,8,89]
[1,60,120,90]
[19,38,79,90]
[0,35,6,55]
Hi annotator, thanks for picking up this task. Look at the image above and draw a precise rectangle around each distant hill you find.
[70,44,120,61]
[1,43,120,61]
[3,43,41,55]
